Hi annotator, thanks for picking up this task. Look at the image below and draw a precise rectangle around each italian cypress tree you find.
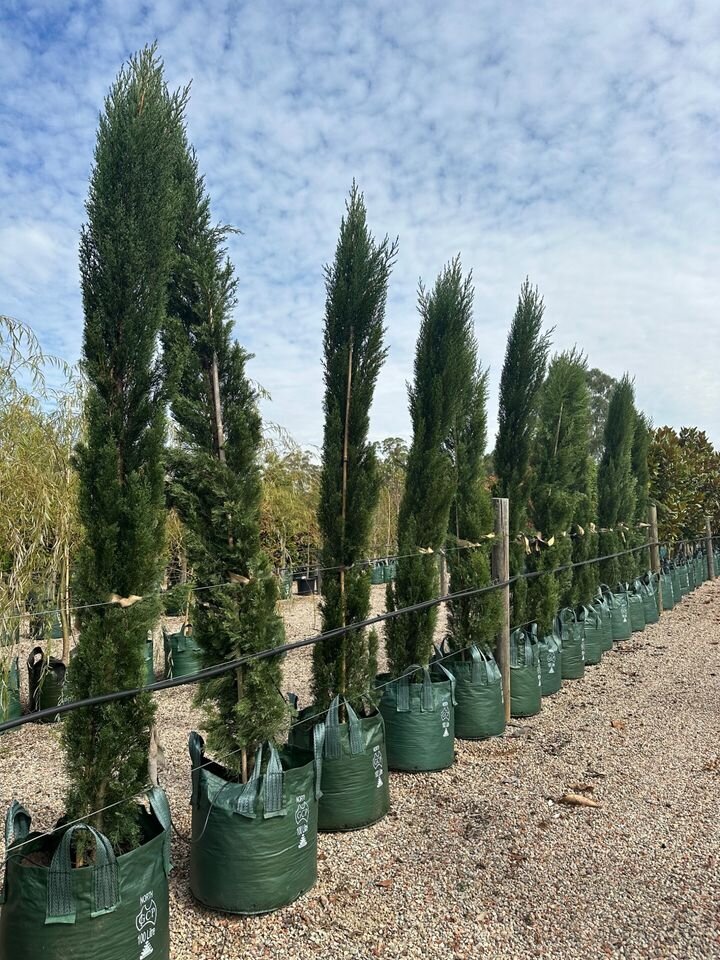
[571,455,599,607]
[63,47,187,849]
[631,410,651,576]
[494,279,552,626]
[526,349,591,631]
[597,376,637,585]
[386,258,475,674]
[164,148,285,780]
[313,185,397,706]
[445,360,503,652]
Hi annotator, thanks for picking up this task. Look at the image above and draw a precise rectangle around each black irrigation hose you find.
[0,537,695,733]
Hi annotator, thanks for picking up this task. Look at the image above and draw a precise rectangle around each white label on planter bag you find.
[372,744,383,788]
[136,890,157,958]
[295,794,310,849]
[440,701,451,737]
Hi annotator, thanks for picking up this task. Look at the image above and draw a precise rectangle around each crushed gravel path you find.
[1,582,719,959]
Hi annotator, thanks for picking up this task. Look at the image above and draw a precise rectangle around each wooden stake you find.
[439,548,448,596]
[492,498,510,723]
[706,517,715,580]
[648,503,662,615]
[338,339,353,702]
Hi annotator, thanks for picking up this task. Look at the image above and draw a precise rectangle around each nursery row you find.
[0,552,712,960]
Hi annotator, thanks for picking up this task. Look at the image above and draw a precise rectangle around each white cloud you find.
[1,0,719,448]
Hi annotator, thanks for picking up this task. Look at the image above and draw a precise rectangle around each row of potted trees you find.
[0,44,713,960]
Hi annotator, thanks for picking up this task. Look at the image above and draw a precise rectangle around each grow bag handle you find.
[395,665,434,713]
[580,605,601,628]
[27,646,45,672]
[147,786,173,876]
[432,660,457,705]
[46,823,120,925]
[1,801,32,905]
[325,697,363,759]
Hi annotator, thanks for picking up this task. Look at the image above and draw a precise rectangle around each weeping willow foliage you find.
[386,259,476,673]
[494,279,552,626]
[597,376,637,586]
[526,350,591,632]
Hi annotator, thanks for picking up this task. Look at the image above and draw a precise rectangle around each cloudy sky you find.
[2,0,719,450]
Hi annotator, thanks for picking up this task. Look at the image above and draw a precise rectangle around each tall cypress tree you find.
[571,455,599,608]
[386,258,475,674]
[313,185,397,706]
[494,279,552,625]
[597,376,637,585]
[445,360,502,652]
[526,349,591,630]
[63,47,187,849]
[631,410,651,576]
[164,149,285,779]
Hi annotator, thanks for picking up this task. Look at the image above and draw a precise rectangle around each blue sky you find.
[2,0,719,449]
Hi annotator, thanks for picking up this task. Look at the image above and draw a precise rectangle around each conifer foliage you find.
[314,185,397,705]
[386,259,476,673]
[64,47,187,849]
[445,360,502,652]
[597,376,637,585]
[494,279,552,624]
[165,148,285,777]
[526,349,591,630]
[630,411,651,576]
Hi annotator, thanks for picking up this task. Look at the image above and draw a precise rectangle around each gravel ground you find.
[1,582,719,959]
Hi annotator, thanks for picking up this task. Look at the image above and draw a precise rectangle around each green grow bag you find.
[509,629,542,717]
[377,663,456,772]
[593,591,614,652]
[27,647,66,720]
[639,575,660,625]
[558,608,585,679]
[697,556,707,584]
[626,586,646,633]
[669,565,681,601]
[578,607,603,665]
[677,564,690,597]
[189,732,322,915]
[383,561,397,583]
[163,623,202,679]
[536,626,562,697]
[370,563,385,585]
[0,657,21,722]
[603,587,632,641]
[288,696,389,831]
[660,573,675,611]
[278,568,293,600]
[687,561,696,591]
[0,790,172,960]
[437,644,505,739]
